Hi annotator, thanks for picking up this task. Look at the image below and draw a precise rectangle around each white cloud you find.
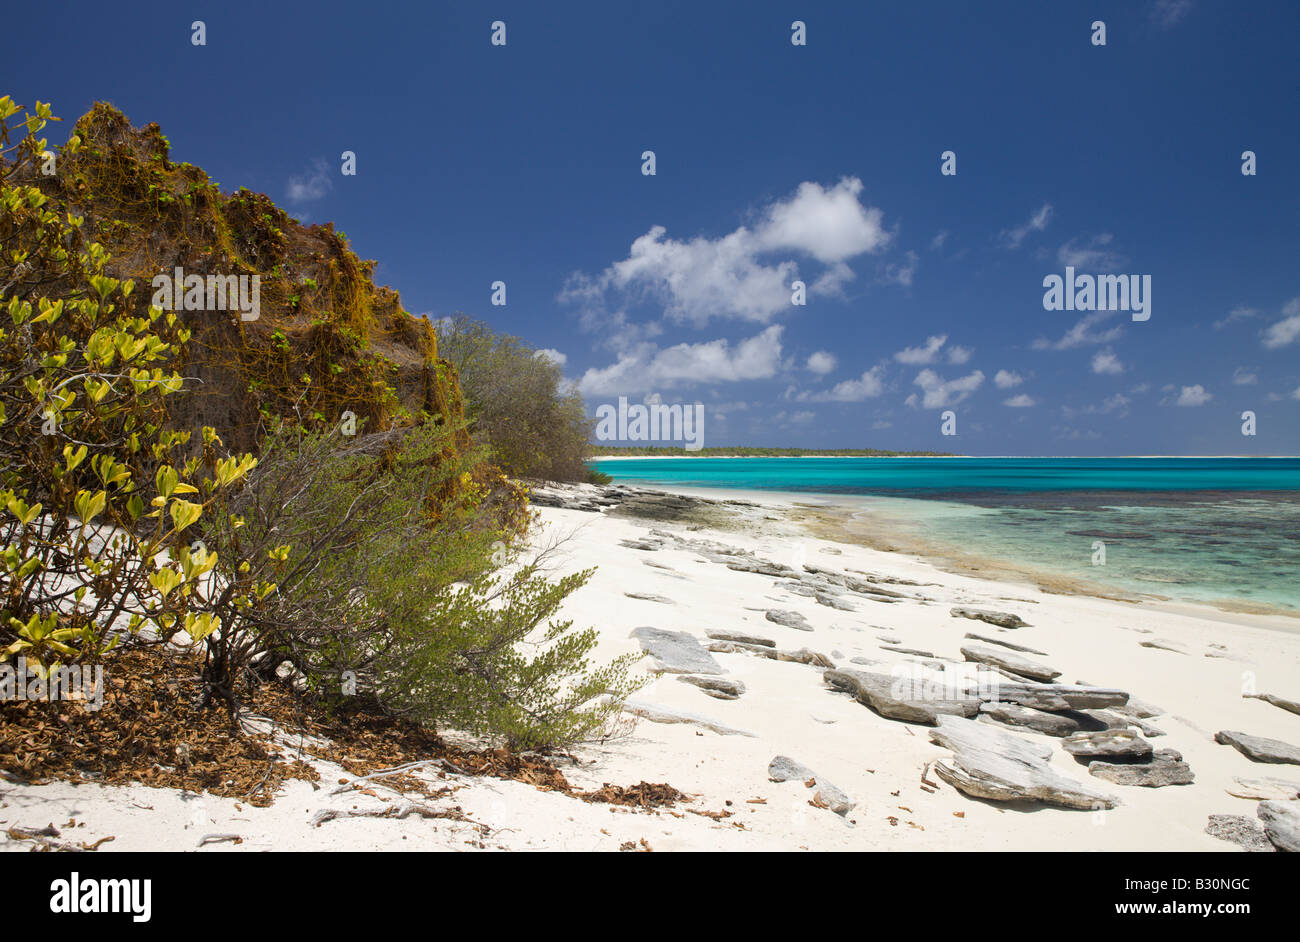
[1091,348,1124,374]
[1057,233,1123,271]
[894,334,948,365]
[535,348,567,368]
[994,369,1024,389]
[1153,0,1193,27]
[946,345,973,365]
[1214,306,1258,329]
[1033,309,1124,350]
[879,251,919,287]
[1232,366,1258,385]
[287,159,332,204]
[799,366,887,403]
[1003,394,1036,408]
[1001,203,1053,249]
[1261,297,1300,349]
[930,231,949,250]
[806,351,837,375]
[907,369,985,408]
[577,325,784,396]
[1174,384,1212,407]
[562,177,891,328]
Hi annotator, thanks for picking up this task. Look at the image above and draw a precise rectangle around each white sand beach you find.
[4,483,1298,852]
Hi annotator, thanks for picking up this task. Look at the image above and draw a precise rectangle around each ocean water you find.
[590,457,1300,615]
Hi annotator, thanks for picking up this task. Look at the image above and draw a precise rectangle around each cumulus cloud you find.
[1172,384,1212,407]
[287,159,332,204]
[1261,297,1300,349]
[946,345,973,365]
[894,334,949,365]
[562,177,892,328]
[1214,306,1258,330]
[1091,348,1124,374]
[906,369,985,409]
[994,369,1024,389]
[1033,309,1124,351]
[577,326,784,396]
[1000,203,1053,249]
[535,348,567,368]
[798,366,887,402]
[1003,394,1036,408]
[1057,233,1124,271]
[1232,366,1258,385]
[806,351,837,375]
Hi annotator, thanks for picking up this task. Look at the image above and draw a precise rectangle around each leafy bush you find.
[434,315,593,481]
[0,96,257,670]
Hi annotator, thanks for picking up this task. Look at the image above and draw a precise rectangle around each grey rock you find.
[777,647,836,668]
[727,559,797,578]
[990,682,1129,712]
[824,668,980,725]
[706,640,776,659]
[767,755,815,782]
[1140,638,1188,654]
[766,609,813,632]
[1227,776,1300,800]
[1082,709,1166,737]
[978,701,1094,737]
[929,715,1119,810]
[677,675,746,700]
[766,756,855,815]
[1063,729,1154,759]
[881,644,936,657]
[963,632,1050,656]
[621,699,755,737]
[1112,697,1164,719]
[1089,749,1194,787]
[1256,799,1300,852]
[950,607,1030,629]
[961,643,1061,682]
[624,592,675,604]
[620,539,664,551]
[850,655,881,666]
[1205,814,1276,852]
[629,627,723,675]
[1215,730,1300,765]
[1245,692,1300,717]
[706,629,776,648]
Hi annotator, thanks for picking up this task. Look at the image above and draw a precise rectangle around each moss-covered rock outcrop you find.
[13,102,468,455]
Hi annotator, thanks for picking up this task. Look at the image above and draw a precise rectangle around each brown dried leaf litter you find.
[0,646,685,811]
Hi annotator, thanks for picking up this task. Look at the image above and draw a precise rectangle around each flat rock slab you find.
[929,716,1119,810]
[1245,692,1300,716]
[677,675,746,700]
[1140,638,1189,654]
[881,644,936,657]
[1063,729,1154,759]
[978,701,1100,737]
[767,756,855,815]
[629,627,723,675]
[825,668,980,725]
[622,700,755,737]
[1256,799,1300,852]
[706,629,776,648]
[624,592,675,604]
[964,632,1050,656]
[777,647,836,667]
[1227,776,1300,800]
[1205,814,1276,852]
[1089,749,1194,787]
[990,682,1129,712]
[1215,730,1300,765]
[766,610,813,631]
[951,607,1030,629]
[961,643,1061,683]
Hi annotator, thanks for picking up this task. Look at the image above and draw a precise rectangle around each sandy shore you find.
[4,483,1298,851]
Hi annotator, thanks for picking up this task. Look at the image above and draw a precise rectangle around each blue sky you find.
[8,0,1299,454]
